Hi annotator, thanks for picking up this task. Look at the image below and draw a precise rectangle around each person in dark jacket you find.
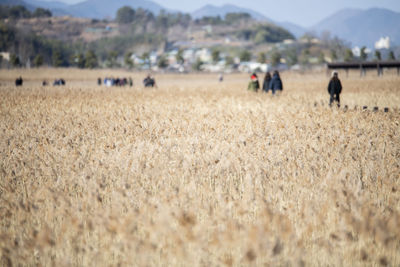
[247,73,260,92]
[15,76,23,86]
[269,70,283,95]
[327,71,342,107]
[262,72,271,93]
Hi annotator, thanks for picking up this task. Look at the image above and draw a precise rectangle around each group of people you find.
[248,70,283,94]
[97,75,157,88]
[143,75,156,87]
[53,78,66,86]
[13,71,342,106]
[41,79,65,86]
[248,70,342,107]
[100,77,133,87]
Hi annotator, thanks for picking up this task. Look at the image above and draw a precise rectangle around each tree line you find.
[342,47,396,62]
[0,5,52,20]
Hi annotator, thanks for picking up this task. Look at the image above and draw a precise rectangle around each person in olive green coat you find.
[247,73,260,92]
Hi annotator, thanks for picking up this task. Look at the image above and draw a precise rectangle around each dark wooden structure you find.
[327,61,400,76]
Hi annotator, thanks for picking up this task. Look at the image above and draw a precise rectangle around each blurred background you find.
[0,0,399,72]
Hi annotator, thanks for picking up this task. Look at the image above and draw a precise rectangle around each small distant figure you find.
[262,72,272,93]
[97,77,102,86]
[328,71,342,107]
[42,80,48,86]
[247,73,259,92]
[104,77,113,87]
[219,73,224,82]
[129,77,133,87]
[143,74,156,88]
[269,70,283,95]
[53,78,65,86]
[15,76,23,86]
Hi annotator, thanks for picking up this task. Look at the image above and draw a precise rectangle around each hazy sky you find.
[43,0,400,27]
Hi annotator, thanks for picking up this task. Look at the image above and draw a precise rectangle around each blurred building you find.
[375,37,390,50]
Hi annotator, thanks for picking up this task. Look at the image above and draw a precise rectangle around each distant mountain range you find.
[25,0,68,10]
[26,0,168,18]
[0,0,36,10]
[190,5,400,47]
[0,0,168,18]
[1,0,400,47]
[310,8,400,47]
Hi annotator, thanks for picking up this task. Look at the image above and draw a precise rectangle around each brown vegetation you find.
[0,69,399,266]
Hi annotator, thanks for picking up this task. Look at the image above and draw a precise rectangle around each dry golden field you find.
[0,68,399,266]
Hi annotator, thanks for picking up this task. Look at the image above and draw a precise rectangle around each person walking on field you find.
[269,70,283,95]
[247,73,260,92]
[143,74,156,88]
[328,71,342,107]
[262,71,272,93]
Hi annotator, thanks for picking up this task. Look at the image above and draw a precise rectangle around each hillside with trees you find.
[3,5,392,71]
[0,5,297,68]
